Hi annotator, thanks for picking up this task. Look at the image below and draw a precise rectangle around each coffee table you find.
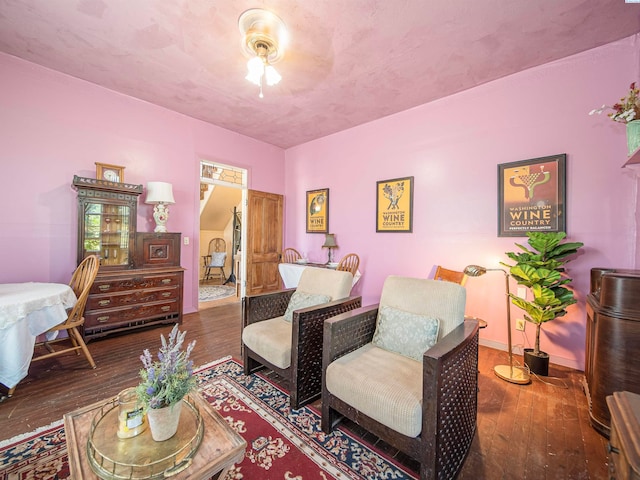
[64,391,246,479]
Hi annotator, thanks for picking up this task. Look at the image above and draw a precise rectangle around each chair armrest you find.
[422,320,479,476]
[322,304,380,365]
[242,289,295,326]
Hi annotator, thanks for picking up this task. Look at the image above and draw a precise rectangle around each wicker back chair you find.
[32,255,100,369]
[242,267,362,409]
[434,265,467,285]
[322,276,479,480]
[282,248,302,263]
[337,253,359,276]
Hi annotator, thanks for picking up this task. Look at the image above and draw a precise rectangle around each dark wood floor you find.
[0,302,610,479]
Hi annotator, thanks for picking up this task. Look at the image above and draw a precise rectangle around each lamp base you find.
[494,364,530,385]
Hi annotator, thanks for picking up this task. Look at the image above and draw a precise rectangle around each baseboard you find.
[478,338,583,372]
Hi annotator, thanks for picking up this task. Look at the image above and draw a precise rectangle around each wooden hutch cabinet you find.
[73,176,184,340]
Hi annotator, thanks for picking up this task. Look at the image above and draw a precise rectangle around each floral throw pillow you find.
[372,305,440,361]
[283,291,331,322]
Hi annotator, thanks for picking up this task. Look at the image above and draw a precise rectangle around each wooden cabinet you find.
[73,177,184,340]
[83,266,183,340]
[72,176,143,269]
[584,268,640,437]
[607,391,640,479]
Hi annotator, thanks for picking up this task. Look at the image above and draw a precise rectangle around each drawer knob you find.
[161,306,171,312]
[162,292,171,298]
[98,284,111,291]
[98,300,111,307]
[162,278,172,285]
[607,442,620,455]
[97,316,110,323]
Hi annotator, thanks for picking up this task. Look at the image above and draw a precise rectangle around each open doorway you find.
[198,161,246,310]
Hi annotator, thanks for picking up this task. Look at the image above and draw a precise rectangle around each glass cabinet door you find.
[83,202,132,267]
[73,176,142,269]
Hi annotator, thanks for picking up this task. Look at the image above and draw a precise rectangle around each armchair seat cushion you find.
[242,317,292,369]
[325,343,422,437]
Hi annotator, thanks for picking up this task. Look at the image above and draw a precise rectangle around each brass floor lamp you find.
[464,265,530,385]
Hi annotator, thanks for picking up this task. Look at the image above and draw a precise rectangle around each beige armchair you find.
[322,276,479,480]
[242,267,361,409]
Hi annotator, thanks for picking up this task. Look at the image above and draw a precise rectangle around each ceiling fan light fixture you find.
[238,8,287,98]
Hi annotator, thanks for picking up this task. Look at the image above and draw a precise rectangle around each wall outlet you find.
[183,236,190,245]
[517,286,527,299]
[515,319,526,331]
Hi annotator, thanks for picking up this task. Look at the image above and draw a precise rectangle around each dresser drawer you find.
[86,287,179,311]
[85,299,179,329]
[90,273,181,295]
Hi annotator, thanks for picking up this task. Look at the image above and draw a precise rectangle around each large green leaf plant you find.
[501,231,584,356]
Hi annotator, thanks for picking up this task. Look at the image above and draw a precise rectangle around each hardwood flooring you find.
[0,302,610,479]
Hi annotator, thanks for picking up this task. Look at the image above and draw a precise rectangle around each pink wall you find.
[284,35,640,370]
[0,52,285,313]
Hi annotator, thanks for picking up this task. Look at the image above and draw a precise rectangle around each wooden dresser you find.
[584,268,640,436]
[84,264,183,340]
[607,391,640,479]
[73,177,184,340]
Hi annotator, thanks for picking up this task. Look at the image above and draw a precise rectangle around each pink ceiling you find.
[0,1,639,148]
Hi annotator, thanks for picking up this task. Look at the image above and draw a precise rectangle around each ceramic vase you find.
[626,120,640,156]
[146,400,183,441]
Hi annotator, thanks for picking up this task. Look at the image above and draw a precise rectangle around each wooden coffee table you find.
[64,391,246,479]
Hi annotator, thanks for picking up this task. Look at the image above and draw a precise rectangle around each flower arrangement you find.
[136,324,197,409]
[590,82,640,123]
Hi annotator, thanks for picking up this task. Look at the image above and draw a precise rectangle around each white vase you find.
[146,401,183,441]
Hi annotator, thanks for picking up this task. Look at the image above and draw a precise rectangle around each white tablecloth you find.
[278,263,362,289]
[0,282,77,389]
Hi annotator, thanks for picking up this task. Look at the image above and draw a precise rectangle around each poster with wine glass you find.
[306,188,329,233]
[498,154,566,237]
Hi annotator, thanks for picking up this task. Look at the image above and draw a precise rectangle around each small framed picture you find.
[376,176,414,232]
[498,154,566,237]
[306,188,329,233]
[95,162,125,183]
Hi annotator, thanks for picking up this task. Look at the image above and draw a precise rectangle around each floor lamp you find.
[464,265,530,385]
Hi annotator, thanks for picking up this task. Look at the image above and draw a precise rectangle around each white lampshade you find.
[145,182,175,205]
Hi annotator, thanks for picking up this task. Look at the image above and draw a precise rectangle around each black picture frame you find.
[498,154,566,237]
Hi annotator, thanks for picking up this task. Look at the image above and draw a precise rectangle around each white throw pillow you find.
[372,305,440,361]
[283,291,331,322]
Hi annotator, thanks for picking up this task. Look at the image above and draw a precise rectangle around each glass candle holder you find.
[117,387,147,439]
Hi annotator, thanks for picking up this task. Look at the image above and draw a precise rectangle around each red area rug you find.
[0,357,417,479]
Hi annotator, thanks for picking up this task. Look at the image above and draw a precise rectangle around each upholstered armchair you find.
[242,267,362,409]
[321,276,479,480]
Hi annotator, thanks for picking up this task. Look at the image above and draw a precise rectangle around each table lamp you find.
[145,182,175,233]
[322,234,338,263]
[464,264,530,385]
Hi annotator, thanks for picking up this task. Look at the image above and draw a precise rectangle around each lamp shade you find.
[145,182,175,204]
[322,234,337,248]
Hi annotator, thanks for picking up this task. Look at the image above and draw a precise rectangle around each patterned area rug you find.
[0,357,418,480]
[199,284,236,302]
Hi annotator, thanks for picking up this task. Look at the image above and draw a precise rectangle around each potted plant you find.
[136,324,197,441]
[502,231,583,376]
[590,82,640,155]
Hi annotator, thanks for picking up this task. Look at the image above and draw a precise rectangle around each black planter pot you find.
[524,348,549,376]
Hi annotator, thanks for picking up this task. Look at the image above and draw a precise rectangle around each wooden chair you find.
[32,255,100,369]
[202,237,227,282]
[435,266,487,328]
[282,248,302,263]
[322,276,479,480]
[242,268,362,409]
[337,253,359,276]
[434,265,467,286]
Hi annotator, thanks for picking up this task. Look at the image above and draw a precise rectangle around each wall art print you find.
[376,176,414,232]
[498,154,566,237]
[306,188,329,233]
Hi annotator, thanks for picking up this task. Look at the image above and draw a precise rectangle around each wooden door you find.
[245,190,283,295]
